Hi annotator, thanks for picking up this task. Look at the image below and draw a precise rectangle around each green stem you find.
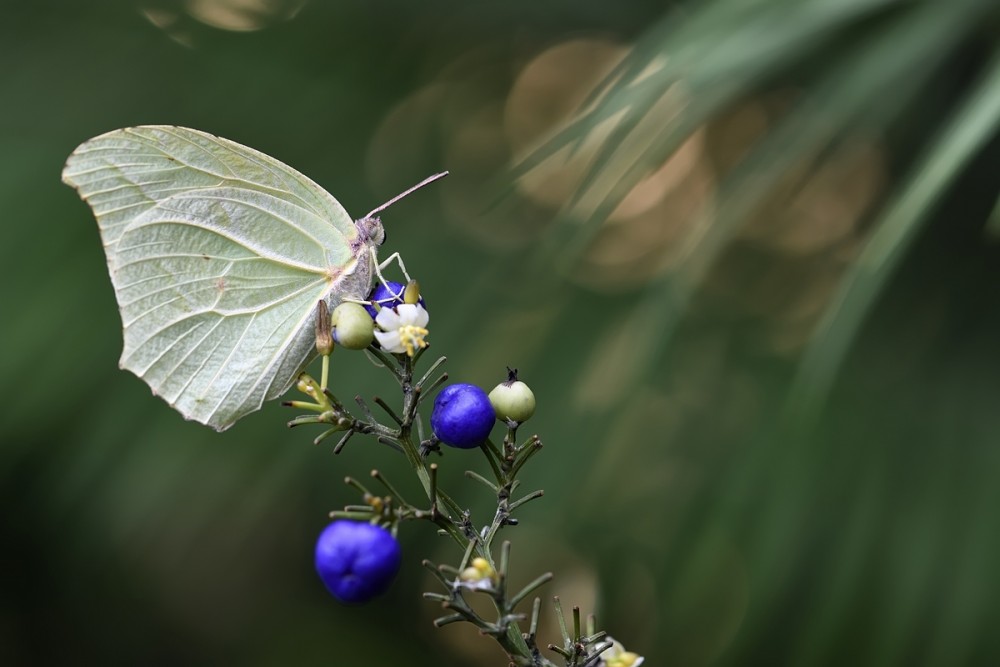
[363,346,543,663]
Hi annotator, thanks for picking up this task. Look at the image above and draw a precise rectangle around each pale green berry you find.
[489,369,536,423]
[330,303,375,350]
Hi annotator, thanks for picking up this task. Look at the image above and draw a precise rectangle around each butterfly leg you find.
[375,250,412,284]
[363,248,411,305]
[341,249,414,307]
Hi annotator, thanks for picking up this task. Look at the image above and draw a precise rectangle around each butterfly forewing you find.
[63,126,369,430]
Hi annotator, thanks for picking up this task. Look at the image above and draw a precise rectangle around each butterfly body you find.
[63,126,382,431]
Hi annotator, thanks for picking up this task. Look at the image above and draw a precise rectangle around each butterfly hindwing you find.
[63,126,367,430]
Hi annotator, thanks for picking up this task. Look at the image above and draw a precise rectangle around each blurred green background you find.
[3,0,1000,664]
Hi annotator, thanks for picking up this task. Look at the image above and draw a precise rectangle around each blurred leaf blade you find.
[789,47,1000,420]
[567,0,986,388]
[515,0,926,270]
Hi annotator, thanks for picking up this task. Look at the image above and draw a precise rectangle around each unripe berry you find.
[331,302,375,350]
[489,369,536,423]
[431,383,495,448]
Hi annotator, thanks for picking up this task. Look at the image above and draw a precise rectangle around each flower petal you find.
[375,306,402,331]
[374,329,404,354]
[395,303,428,327]
[412,304,430,327]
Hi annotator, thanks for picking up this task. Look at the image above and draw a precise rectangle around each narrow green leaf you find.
[790,49,1000,420]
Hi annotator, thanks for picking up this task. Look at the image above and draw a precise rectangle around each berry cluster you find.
[289,279,641,666]
[315,371,536,603]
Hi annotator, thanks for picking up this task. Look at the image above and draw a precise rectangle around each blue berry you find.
[365,281,426,319]
[314,521,401,604]
[431,383,496,449]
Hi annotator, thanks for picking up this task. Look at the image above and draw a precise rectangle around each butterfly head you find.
[355,215,386,247]
[354,172,448,251]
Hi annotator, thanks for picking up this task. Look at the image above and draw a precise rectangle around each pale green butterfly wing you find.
[62,126,374,430]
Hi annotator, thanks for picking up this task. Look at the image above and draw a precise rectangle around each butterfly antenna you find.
[364,171,448,219]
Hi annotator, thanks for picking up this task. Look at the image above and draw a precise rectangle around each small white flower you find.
[374,303,429,356]
[455,557,497,592]
[456,572,494,592]
[598,639,644,667]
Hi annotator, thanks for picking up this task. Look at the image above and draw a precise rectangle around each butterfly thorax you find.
[330,215,384,303]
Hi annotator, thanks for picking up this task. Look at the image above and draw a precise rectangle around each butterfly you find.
[63,125,444,431]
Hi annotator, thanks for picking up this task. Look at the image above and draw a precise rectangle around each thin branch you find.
[374,396,403,425]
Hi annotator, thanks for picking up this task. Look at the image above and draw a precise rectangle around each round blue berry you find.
[314,521,401,604]
[431,383,496,449]
[365,281,426,319]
